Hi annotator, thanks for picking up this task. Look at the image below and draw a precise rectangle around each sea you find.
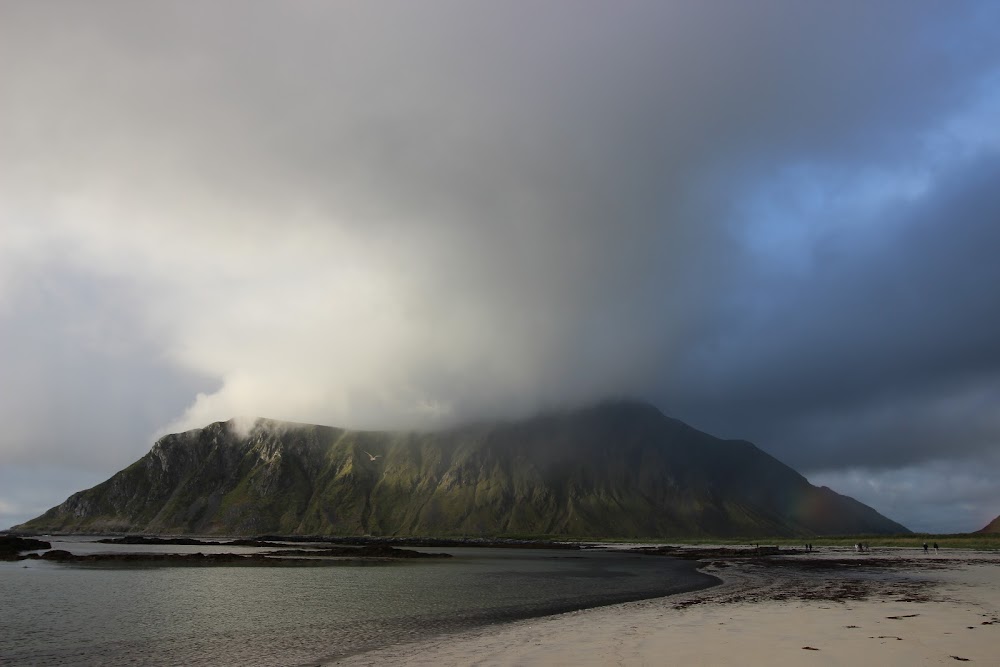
[1,537,717,666]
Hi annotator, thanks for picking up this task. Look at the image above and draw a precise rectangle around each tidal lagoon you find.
[1,537,715,666]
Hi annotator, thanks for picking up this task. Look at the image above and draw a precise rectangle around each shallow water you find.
[1,538,716,666]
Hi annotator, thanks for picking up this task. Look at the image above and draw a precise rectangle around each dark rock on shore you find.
[0,535,52,560]
[94,535,457,555]
[98,536,298,548]
[266,544,452,559]
[227,538,293,547]
[252,535,581,550]
[97,536,214,545]
[627,545,799,560]
[10,534,453,564]
[18,545,450,566]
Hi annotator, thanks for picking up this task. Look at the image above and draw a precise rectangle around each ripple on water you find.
[1,545,715,666]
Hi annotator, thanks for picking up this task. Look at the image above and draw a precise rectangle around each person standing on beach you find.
[923,542,929,552]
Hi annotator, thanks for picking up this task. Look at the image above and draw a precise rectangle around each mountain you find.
[16,400,908,538]
[978,515,1000,533]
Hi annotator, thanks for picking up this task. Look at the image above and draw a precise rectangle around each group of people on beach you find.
[854,542,870,552]
[922,542,940,552]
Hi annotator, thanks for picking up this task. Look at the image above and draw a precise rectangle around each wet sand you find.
[330,547,1000,666]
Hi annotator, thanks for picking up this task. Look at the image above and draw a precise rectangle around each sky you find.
[2,2,999,533]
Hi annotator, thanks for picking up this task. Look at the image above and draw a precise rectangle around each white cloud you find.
[2,2,1000,533]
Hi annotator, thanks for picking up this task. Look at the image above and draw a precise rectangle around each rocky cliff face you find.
[18,401,909,537]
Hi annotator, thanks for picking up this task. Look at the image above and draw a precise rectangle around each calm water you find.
[1,537,717,666]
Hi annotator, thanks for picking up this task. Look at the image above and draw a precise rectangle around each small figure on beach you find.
[933,542,939,552]
[923,542,929,553]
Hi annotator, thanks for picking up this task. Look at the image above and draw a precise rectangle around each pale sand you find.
[330,548,1000,666]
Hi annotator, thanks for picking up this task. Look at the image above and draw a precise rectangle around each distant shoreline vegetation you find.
[587,533,1000,550]
[5,531,1000,550]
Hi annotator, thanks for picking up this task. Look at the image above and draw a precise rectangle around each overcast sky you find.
[2,2,999,533]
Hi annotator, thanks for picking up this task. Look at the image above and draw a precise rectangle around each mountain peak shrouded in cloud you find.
[17,401,908,538]
[2,2,1000,533]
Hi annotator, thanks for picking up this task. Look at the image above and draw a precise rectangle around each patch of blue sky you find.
[735,162,930,273]
[737,73,1000,276]
[924,70,1000,162]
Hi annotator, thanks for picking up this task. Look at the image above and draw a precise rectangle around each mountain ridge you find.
[978,515,1000,533]
[17,400,909,538]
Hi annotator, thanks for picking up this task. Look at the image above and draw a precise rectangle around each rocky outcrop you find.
[0,535,52,560]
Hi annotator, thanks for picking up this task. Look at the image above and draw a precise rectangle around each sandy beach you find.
[330,547,1000,666]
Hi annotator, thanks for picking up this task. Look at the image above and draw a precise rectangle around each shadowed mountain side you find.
[978,515,1000,533]
[17,401,908,538]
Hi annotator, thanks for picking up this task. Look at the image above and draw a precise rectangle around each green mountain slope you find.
[17,401,908,537]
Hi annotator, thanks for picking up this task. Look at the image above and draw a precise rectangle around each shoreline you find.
[328,547,1000,666]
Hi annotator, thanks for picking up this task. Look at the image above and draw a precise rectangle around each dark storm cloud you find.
[666,151,1000,470]
[2,1,999,530]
